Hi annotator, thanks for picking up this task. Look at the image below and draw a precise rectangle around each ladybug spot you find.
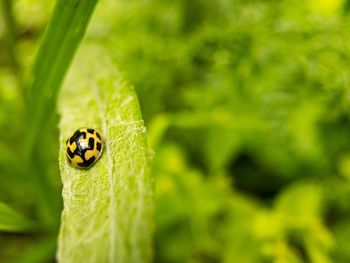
[79,131,87,139]
[78,156,96,168]
[96,142,102,151]
[88,138,95,149]
[87,128,95,134]
[67,148,75,158]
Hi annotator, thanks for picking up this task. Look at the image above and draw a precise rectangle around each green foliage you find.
[89,0,350,262]
[1,0,350,262]
[0,202,37,232]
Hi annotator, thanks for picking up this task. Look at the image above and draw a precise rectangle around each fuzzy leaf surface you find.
[57,45,154,263]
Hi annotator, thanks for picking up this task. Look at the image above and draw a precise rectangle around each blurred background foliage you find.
[1,0,350,262]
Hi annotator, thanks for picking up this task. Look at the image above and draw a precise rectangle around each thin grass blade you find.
[0,202,37,232]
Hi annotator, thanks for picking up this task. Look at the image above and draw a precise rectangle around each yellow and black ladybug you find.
[65,128,103,168]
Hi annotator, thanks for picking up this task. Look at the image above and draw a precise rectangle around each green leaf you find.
[0,202,37,232]
[57,44,154,263]
[26,0,99,151]
[23,0,99,230]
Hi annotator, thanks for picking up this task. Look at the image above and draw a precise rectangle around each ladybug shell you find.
[66,128,103,168]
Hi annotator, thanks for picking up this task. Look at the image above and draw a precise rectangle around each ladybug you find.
[65,128,104,169]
